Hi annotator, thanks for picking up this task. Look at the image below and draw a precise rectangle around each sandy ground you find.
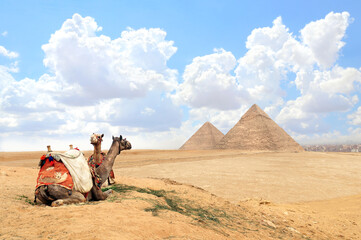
[0,149,361,239]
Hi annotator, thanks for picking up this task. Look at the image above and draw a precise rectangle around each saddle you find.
[36,150,93,193]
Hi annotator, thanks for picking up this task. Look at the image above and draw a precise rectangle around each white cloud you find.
[318,66,361,94]
[235,45,286,103]
[1,31,8,37]
[127,120,198,150]
[0,13,183,151]
[246,17,290,52]
[278,64,361,132]
[42,14,178,104]
[234,17,293,104]
[0,75,62,114]
[172,48,250,110]
[188,105,249,133]
[276,37,314,72]
[0,65,16,90]
[0,45,18,58]
[348,107,361,125]
[300,12,351,69]
[295,127,361,145]
[0,112,18,128]
[276,99,325,134]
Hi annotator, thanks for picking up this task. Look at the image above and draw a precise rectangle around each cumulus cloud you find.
[172,49,251,110]
[0,45,18,58]
[188,105,249,133]
[300,12,351,69]
[246,17,290,52]
[0,13,182,151]
[172,17,292,114]
[0,75,62,114]
[318,66,361,94]
[276,98,329,134]
[42,14,178,104]
[348,107,361,125]
[294,127,361,145]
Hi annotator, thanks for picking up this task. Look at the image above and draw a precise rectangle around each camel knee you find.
[35,186,53,206]
[51,199,64,207]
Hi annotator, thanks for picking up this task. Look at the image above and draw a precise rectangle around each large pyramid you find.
[217,104,304,152]
[179,122,224,150]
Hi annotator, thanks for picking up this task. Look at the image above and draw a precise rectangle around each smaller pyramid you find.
[217,104,304,152]
[179,122,224,150]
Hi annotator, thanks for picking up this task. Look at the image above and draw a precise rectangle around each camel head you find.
[112,135,132,153]
[90,133,104,145]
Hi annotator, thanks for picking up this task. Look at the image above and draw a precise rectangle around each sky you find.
[0,0,361,151]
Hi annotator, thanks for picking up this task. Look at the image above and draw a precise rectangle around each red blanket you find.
[36,156,74,190]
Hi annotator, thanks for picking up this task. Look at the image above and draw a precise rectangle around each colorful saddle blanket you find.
[36,155,74,190]
[36,150,93,193]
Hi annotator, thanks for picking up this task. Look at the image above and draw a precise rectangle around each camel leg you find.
[51,191,86,207]
[108,170,115,185]
[35,186,54,205]
[90,185,113,201]
[35,185,85,207]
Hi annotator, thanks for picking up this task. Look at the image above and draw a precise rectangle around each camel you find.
[35,135,132,207]
[89,133,116,185]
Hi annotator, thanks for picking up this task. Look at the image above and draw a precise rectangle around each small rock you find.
[262,219,277,228]
[259,200,271,205]
[288,227,300,234]
[283,211,289,215]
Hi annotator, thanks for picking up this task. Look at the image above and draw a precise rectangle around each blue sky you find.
[0,1,361,151]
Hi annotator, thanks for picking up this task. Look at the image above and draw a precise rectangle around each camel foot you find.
[51,199,64,207]
[104,189,113,198]
[109,178,116,185]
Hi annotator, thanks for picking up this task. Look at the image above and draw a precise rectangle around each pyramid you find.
[179,122,224,150]
[217,104,304,152]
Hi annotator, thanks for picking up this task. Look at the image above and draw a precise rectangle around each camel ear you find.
[112,136,114,140]
[119,135,123,140]
[101,134,104,138]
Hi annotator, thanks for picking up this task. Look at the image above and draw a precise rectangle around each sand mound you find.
[180,121,224,150]
[217,104,304,152]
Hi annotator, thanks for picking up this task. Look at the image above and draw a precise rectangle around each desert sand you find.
[1,149,361,239]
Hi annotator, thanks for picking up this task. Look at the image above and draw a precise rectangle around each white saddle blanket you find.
[51,150,93,193]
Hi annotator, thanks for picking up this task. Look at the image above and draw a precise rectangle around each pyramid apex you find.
[179,121,224,150]
[242,104,270,120]
[249,104,263,112]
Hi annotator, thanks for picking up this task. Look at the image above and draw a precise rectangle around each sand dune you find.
[1,150,360,239]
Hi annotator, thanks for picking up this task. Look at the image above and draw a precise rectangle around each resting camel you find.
[35,135,131,207]
[89,133,116,185]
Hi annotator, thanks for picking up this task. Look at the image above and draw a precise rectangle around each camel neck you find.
[97,140,120,185]
[93,143,102,165]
